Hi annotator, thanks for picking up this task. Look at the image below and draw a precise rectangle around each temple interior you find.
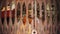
[0,0,60,34]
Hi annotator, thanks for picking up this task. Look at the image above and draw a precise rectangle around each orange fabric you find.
[23,16,26,25]
[28,18,32,24]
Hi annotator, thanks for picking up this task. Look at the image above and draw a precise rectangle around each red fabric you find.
[7,10,10,17]
[1,11,5,18]
[1,9,15,18]
[12,9,15,18]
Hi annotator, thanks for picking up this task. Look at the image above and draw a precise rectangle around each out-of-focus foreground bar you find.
[0,0,60,34]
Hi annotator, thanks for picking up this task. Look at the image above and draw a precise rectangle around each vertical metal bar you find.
[43,0,47,34]
[35,0,36,29]
[3,0,7,34]
[0,5,1,23]
[32,0,34,30]
[49,0,53,34]
[54,0,57,34]
[14,0,17,34]
[20,3,23,34]
[0,6,2,34]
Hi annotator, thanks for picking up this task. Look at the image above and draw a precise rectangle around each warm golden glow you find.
[46,4,50,10]
[7,6,10,10]
[1,7,5,11]
[1,6,10,11]
[11,1,15,10]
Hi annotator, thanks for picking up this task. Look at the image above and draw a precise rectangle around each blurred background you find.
[0,0,60,34]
